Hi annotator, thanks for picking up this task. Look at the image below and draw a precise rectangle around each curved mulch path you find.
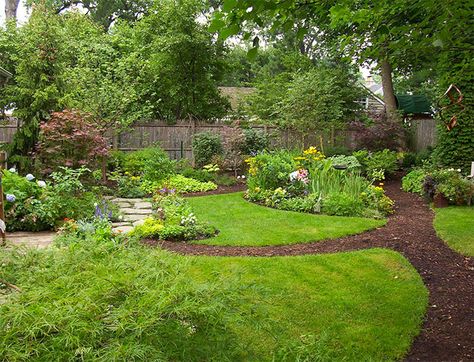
[155,180,474,361]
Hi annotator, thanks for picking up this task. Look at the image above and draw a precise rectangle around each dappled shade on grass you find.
[187,192,385,246]
[434,206,474,256]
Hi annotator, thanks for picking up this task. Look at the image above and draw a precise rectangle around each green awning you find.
[395,94,432,115]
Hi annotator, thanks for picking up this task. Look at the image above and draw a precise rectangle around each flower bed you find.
[244,147,394,218]
[130,189,218,242]
[402,167,474,205]
[2,167,110,232]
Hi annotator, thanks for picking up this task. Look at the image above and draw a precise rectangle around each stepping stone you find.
[132,219,147,227]
[113,198,146,203]
[126,214,149,222]
[112,222,133,227]
[134,202,153,209]
[121,208,152,215]
[112,225,134,234]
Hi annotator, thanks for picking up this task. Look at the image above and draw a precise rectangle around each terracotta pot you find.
[433,193,450,208]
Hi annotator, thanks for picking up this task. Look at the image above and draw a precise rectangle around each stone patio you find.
[6,231,56,248]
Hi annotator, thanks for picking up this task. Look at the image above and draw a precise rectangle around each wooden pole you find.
[0,151,6,245]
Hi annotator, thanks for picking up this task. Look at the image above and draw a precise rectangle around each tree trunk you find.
[5,0,20,22]
[380,58,398,122]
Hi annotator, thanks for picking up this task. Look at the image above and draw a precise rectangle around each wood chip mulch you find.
[150,179,474,361]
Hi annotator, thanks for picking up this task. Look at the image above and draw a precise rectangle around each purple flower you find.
[6,194,16,202]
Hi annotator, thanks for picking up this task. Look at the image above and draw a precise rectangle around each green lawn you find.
[191,248,428,361]
[187,192,386,246]
[434,206,474,256]
[0,244,428,361]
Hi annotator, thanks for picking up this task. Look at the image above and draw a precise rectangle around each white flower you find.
[237,176,241,179]
[289,171,299,181]
[93,202,98,207]
[37,180,46,188]
[241,175,246,179]
[8,168,16,173]
[457,169,461,172]
[25,174,35,181]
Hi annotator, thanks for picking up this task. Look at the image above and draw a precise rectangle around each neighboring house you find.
[0,66,12,88]
[359,77,435,151]
[219,86,255,111]
[359,78,433,118]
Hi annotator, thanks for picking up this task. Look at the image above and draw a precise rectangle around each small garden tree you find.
[35,109,109,174]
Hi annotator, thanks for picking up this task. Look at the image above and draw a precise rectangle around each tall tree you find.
[5,0,20,22]
[26,0,153,29]
[210,0,431,123]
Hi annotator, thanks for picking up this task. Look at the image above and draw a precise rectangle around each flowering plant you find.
[289,169,309,184]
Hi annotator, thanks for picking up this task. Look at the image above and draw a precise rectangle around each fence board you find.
[0,118,437,159]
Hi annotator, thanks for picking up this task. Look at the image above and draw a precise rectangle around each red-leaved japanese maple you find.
[36,109,109,173]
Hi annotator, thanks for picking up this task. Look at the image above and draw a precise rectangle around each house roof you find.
[0,66,12,78]
[368,83,383,95]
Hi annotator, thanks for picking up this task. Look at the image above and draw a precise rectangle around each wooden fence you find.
[0,118,437,160]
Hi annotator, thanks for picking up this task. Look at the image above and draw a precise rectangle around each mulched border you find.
[151,179,474,361]
[182,183,246,197]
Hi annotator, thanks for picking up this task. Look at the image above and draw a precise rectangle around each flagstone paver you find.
[6,231,56,248]
[110,198,153,234]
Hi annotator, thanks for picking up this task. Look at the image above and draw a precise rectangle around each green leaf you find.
[209,18,226,33]
[220,24,240,40]
[247,47,258,60]
[222,0,238,12]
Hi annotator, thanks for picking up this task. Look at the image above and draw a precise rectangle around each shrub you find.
[361,185,394,217]
[35,109,109,174]
[402,169,426,194]
[349,113,406,151]
[120,146,175,182]
[129,193,218,242]
[142,175,217,194]
[245,150,297,191]
[108,172,147,198]
[3,168,97,231]
[429,169,474,204]
[241,128,269,155]
[362,149,399,180]
[129,217,164,239]
[179,167,214,182]
[192,132,223,167]
[278,195,321,213]
[323,193,364,216]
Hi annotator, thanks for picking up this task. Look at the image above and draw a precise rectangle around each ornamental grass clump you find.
[0,241,245,361]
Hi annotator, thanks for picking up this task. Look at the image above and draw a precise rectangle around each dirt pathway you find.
[157,180,474,361]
